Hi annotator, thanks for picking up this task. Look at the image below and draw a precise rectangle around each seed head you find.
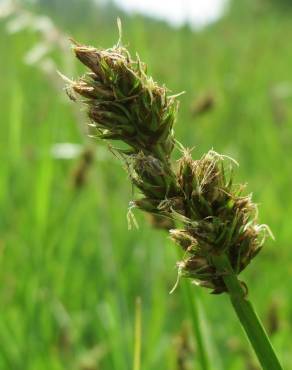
[68,42,178,163]
[65,40,271,294]
[173,151,269,293]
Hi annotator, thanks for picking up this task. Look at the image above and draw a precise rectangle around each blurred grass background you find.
[0,0,291,369]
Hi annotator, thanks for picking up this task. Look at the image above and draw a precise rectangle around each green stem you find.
[133,297,141,370]
[181,280,210,370]
[176,247,210,370]
[212,254,282,370]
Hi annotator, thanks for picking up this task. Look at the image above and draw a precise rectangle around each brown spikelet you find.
[63,39,272,294]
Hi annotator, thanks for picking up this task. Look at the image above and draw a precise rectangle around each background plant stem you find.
[181,280,210,370]
[133,297,142,370]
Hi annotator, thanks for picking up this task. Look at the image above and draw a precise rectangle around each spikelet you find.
[68,42,178,163]
[65,40,271,294]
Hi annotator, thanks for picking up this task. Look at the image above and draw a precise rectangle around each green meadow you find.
[0,1,291,369]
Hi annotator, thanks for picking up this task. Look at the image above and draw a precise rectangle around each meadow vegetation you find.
[0,1,291,369]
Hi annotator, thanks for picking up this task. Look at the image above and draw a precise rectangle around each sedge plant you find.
[62,33,283,370]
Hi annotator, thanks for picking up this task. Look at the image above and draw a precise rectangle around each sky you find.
[113,0,227,29]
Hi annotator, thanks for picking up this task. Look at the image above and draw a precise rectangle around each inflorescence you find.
[64,39,271,294]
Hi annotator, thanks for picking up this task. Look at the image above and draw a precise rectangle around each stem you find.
[133,297,141,370]
[181,280,210,370]
[176,247,210,370]
[212,254,282,370]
